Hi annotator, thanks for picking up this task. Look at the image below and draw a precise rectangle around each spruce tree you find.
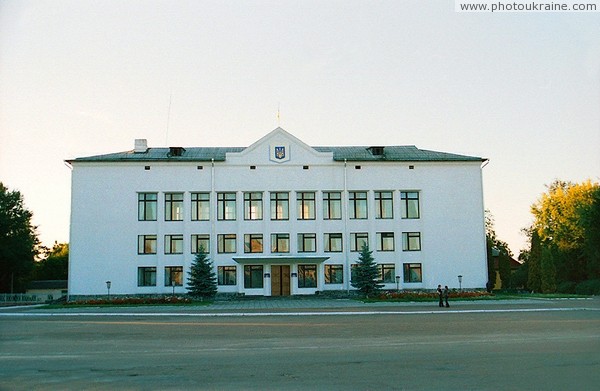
[187,247,217,299]
[351,244,383,298]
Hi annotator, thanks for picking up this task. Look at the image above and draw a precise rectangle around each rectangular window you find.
[350,232,369,252]
[401,191,420,219]
[296,192,316,220]
[137,266,156,286]
[165,193,184,221]
[271,233,290,253]
[165,234,183,254]
[350,264,358,283]
[244,265,263,289]
[217,192,236,221]
[377,232,395,252]
[298,264,317,288]
[164,266,183,286]
[349,191,368,219]
[323,191,342,220]
[138,193,157,221]
[137,235,157,254]
[270,192,289,220]
[191,234,210,254]
[403,263,422,283]
[191,193,210,221]
[402,232,421,251]
[325,264,344,284]
[298,233,316,253]
[378,264,396,283]
[244,192,263,220]
[218,266,237,285]
[324,233,343,252]
[375,191,393,219]
[244,234,263,253]
[217,234,236,253]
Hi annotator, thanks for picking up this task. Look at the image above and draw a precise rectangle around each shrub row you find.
[556,279,600,295]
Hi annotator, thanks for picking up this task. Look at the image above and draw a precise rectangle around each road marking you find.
[0,307,597,318]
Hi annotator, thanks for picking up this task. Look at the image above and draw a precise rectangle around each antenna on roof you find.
[276,102,281,127]
[165,93,172,145]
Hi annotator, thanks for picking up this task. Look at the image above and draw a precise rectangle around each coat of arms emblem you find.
[274,146,286,160]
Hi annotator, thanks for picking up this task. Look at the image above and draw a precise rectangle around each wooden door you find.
[271,265,291,296]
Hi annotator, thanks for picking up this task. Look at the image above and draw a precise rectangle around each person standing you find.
[443,285,450,308]
[437,285,443,307]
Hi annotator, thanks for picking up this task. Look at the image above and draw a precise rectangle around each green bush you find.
[556,281,577,294]
[575,279,600,295]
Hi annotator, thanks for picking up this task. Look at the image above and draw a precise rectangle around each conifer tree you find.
[187,247,217,299]
[351,244,383,298]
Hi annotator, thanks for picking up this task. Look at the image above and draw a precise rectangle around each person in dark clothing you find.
[443,285,450,307]
[437,285,444,307]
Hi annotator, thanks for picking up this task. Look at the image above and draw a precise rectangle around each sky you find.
[1,0,599,256]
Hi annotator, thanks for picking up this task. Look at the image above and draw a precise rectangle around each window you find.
[401,191,420,219]
[270,192,289,220]
[191,234,210,254]
[350,264,358,283]
[191,193,210,221]
[165,234,183,254]
[402,232,421,251]
[375,191,393,219]
[244,234,263,253]
[323,191,342,220]
[138,193,157,221]
[244,192,263,220]
[218,266,237,285]
[403,263,422,283]
[298,233,316,253]
[217,192,236,220]
[377,232,395,252]
[298,264,317,288]
[297,192,315,220]
[324,233,343,252]
[164,266,183,286]
[378,264,396,283]
[350,232,368,252]
[325,264,344,284]
[137,267,156,286]
[349,191,368,219]
[138,235,157,254]
[244,265,263,289]
[271,233,290,253]
[217,234,236,253]
[165,193,184,221]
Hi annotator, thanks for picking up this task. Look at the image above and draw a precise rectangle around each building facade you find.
[67,128,488,298]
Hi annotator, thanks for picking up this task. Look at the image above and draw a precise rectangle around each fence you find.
[0,293,55,305]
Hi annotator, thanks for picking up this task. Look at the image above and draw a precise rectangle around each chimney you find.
[134,139,148,153]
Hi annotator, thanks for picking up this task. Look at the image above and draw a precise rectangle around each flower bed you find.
[376,290,493,301]
[65,296,193,306]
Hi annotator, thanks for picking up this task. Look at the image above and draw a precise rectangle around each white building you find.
[67,128,488,298]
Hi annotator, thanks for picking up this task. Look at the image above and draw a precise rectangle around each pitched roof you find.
[68,128,485,163]
[69,145,483,163]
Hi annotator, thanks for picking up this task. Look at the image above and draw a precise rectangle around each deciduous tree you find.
[0,183,38,292]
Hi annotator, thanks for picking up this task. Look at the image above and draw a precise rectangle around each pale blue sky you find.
[1,0,599,255]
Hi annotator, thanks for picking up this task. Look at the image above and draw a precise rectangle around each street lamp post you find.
[395,275,400,291]
[458,275,463,291]
[106,280,111,301]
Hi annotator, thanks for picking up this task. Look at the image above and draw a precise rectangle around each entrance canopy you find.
[232,256,330,264]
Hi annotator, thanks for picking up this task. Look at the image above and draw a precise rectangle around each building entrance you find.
[271,265,291,296]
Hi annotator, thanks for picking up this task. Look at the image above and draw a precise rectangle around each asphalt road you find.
[1,300,599,390]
